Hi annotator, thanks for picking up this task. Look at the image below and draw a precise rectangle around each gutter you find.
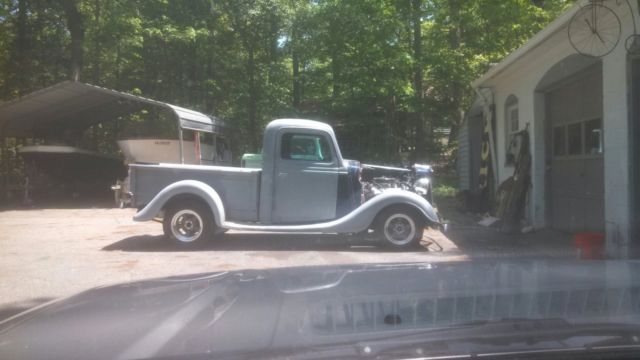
[471,1,584,88]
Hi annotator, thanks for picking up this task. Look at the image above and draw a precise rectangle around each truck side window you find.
[281,133,332,162]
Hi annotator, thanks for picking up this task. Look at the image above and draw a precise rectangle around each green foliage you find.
[0,0,570,161]
[432,170,459,198]
[433,184,457,198]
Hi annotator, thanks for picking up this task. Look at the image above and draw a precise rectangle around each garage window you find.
[504,95,519,165]
[552,118,603,158]
[553,126,566,156]
[567,122,583,155]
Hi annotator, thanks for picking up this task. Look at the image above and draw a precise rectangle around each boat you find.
[117,137,231,166]
[113,107,231,207]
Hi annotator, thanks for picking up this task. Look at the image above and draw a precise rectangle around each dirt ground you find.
[0,202,575,320]
[0,206,465,319]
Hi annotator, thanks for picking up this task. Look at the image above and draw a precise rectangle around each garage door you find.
[547,68,604,232]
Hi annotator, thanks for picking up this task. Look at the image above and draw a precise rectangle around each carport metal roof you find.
[0,81,225,138]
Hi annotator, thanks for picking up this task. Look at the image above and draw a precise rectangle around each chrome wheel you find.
[170,209,204,243]
[383,213,416,246]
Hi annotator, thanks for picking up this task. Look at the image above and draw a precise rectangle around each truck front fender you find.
[342,189,440,232]
[133,180,225,227]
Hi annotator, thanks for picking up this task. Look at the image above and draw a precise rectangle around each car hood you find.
[2,260,640,359]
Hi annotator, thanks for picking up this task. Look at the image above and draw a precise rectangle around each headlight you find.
[414,177,430,188]
[413,177,430,195]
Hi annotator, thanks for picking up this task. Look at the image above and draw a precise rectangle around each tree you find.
[0,0,571,163]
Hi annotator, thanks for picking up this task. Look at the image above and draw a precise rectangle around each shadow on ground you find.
[0,297,54,321]
[443,226,575,257]
[102,196,575,258]
[430,196,578,259]
[103,233,434,253]
[0,198,117,211]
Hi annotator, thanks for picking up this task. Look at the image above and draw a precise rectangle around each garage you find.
[463,2,636,256]
[546,65,604,232]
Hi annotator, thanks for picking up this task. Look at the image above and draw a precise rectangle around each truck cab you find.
[258,119,361,224]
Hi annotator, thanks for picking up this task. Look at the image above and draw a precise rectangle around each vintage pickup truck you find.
[128,119,440,249]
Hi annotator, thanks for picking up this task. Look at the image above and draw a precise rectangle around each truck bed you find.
[130,163,261,222]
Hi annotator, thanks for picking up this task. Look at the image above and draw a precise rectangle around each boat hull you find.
[117,139,221,165]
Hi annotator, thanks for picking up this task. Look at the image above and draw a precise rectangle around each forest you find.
[0,0,571,165]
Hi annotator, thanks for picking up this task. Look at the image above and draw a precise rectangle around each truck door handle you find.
[278,172,288,178]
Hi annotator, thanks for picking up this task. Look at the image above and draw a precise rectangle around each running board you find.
[221,221,344,233]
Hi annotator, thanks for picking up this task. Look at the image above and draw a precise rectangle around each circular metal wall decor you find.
[568,1,622,57]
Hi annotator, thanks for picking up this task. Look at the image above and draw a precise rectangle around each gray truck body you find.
[129,119,439,234]
[130,164,261,222]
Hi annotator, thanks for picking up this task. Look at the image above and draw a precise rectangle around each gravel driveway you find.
[0,207,462,320]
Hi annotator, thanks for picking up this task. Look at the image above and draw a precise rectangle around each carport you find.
[0,81,225,203]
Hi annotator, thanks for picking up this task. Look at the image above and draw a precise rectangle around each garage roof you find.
[0,81,226,137]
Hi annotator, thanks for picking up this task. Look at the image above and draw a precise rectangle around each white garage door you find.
[547,68,604,232]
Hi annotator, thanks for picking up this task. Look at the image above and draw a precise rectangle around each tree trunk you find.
[447,0,464,145]
[328,16,340,99]
[385,94,397,161]
[331,51,339,99]
[247,44,258,151]
[15,0,28,95]
[205,56,215,113]
[115,44,121,89]
[411,0,425,162]
[292,28,301,111]
[92,0,101,83]
[62,0,85,82]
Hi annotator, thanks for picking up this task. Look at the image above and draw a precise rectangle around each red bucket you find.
[574,232,605,259]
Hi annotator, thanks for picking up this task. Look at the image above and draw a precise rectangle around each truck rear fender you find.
[133,180,225,226]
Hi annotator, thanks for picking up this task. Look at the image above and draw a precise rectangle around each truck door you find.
[272,131,340,223]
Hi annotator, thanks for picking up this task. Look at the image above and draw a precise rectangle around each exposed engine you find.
[361,163,434,204]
